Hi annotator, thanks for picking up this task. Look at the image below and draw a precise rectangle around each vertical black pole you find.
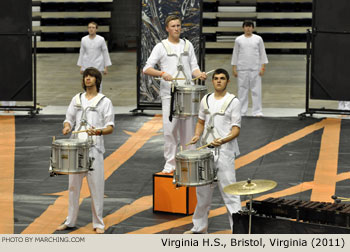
[33,32,37,114]
[305,29,311,115]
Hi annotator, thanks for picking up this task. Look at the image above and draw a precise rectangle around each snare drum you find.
[174,149,216,187]
[50,139,92,174]
[174,85,207,117]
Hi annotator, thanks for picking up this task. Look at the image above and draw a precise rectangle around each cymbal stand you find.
[238,194,256,234]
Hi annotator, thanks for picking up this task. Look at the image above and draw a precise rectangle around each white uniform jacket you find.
[198,92,241,157]
[64,92,115,154]
[77,35,112,72]
[143,39,200,97]
[231,34,268,71]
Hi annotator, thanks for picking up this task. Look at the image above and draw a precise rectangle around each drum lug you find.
[172,173,181,188]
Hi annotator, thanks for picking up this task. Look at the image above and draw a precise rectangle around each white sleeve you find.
[77,38,85,67]
[143,43,162,72]
[101,38,112,67]
[198,97,206,121]
[259,37,268,64]
[63,97,77,128]
[188,42,200,73]
[231,38,239,65]
[102,99,115,128]
[230,98,241,128]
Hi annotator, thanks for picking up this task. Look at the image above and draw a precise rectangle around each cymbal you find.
[223,179,277,195]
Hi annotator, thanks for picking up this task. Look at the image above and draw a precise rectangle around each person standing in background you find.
[77,22,112,91]
[231,20,268,117]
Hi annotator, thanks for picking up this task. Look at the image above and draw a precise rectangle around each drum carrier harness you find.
[161,39,191,121]
[200,93,236,146]
[73,92,106,140]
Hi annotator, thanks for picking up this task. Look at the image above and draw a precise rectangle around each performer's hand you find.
[233,69,238,78]
[198,72,207,81]
[62,125,71,135]
[211,138,223,147]
[189,135,200,145]
[162,72,173,81]
[103,67,108,75]
[80,69,84,75]
[87,127,100,136]
[259,68,265,76]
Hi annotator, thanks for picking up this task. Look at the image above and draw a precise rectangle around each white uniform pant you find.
[64,148,105,229]
[161,97,196,171]
[237,70,262,116]
[338,101,350,110]
[191,150,241,233]
[2,101,16,106]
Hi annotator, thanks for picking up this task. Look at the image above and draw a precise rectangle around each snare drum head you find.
[53,139,89,147]
[176,149,212,159]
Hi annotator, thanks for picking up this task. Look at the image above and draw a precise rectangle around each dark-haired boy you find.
[57,67,114,234]
[185,68,241,234]
[231,20,268,117]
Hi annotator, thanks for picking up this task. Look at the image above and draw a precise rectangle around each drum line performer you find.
[185,68,242,234]
[143,15,207,173]
[57,67,115,234]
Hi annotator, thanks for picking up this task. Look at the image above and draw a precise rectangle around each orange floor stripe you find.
[235,120,326,169]
[70,195,153,234]
[21,115,163,234]
[129,171,350,234]
[0,116,15,234]
[311,118,341,201]
[126,118,347,234]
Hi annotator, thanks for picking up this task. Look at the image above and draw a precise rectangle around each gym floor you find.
[0,52,349,234]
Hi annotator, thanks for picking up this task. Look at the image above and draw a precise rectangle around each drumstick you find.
[196,143,212,150]
[154,77,186,81]
[72,129,88,134]
[185,142,193,146]
[72,128,102,134]
[191,69,216,81]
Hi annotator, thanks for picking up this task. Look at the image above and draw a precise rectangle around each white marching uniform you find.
[1,101,16,107]
[190,92,242,233]
[338,101,350,110]
[231,34,268,116]
[63,92,114,229]
[143,39,200,172]
[77,35,112,91]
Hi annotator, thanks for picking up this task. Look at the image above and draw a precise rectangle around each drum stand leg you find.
[239,194,256,234]
[248,194,253,234]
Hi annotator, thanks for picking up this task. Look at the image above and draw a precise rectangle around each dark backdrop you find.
[0,1,32,101]
[311,0,350,100]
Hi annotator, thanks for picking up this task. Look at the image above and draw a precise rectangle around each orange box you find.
[153,172,197,215]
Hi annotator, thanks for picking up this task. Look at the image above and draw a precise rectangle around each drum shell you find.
[174,149,216,186]
[174,85,207,117]
[51,139,90,174]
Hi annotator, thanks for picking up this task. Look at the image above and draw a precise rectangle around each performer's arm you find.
[231,39,239,77]
[62,122,72,135]
[192,69,207,81]
[102,38,112,71]
[62,98,76,135]
[189,119,205,144]
[77,38,85,74]
[143,67,172,81]
[232,65,238,77]
[211,126,240,147]
[88,125,114,136]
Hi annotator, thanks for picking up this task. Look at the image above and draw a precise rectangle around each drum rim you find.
[176,85,207,91]
[53,139,90,146]
[176,149,213,159]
